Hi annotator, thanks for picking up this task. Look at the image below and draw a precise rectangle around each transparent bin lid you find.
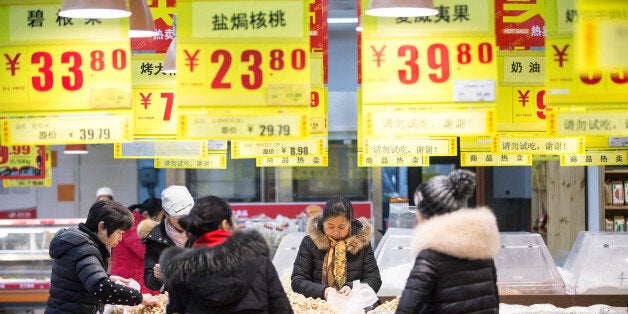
[272,232,306,289]
[561,232,628,295]
[375,228,415,296]
[495,232,565,295]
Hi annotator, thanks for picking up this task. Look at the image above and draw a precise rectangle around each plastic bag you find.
[327,280,379,314]
[102,278,141,314]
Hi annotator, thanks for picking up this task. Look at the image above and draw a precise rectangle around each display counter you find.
[374,228,414,297]
[272,232,306,289]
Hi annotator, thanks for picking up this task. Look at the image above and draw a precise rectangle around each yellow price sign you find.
[155,155,227,169]
[548,111,628,136]
[3,145,52,187]
[492,136,585,154]
[460,152,532,166]
[2,116,132,145]
[309,85,327,135]
[358,153,429,167]
[560,151,627,166]
[364,108,495,136]
[496,85,547,132]
[133,89,177,137]
[363,138,456,156]
[114,141,207,159]
[231,138,324,158]
[256,154,328,167]
[179,114,308,140]
[361,37,496,104]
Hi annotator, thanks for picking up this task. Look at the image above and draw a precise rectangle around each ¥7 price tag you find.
[133,89,177,137]
[0,44,131,112]
[361,37,496,104]
[177,42,310,107]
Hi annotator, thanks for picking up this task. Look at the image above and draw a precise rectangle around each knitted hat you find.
[96,187,113,198]
[161,185,194,218]
[416,169,476,219]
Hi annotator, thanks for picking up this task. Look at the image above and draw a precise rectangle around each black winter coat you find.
[46,224,142,314]
[291,215,381,299]
[396,207,501,314]
[160,230,293,314]
[143,220,192,291]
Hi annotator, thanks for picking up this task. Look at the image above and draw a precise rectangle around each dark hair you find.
[129,198,163,219]
[179,196,233,239]
[84,200,133,236]
[322,196,354,222]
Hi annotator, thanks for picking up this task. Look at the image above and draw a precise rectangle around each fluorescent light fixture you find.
[365,0,438,17]
[59,0,131,19]
[327,17,358,24]
[129,0,158,38]
[64,144,89,154]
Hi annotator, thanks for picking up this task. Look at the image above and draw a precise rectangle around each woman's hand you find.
[141,294,159,306]
[153,264,162,279]
[324,287,336,300]
[338,285,352,296]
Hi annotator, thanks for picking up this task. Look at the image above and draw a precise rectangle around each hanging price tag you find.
[361,37,496,104]
[560,151,627,166]
[460,152,532,166]
[0,145,46,180]
[179,114,308,140]
[548,111,628,136]
[363,138,456,156]
[256,154,328,167]
[114,141,207,159]
[358,153,429,167]
[231,138,324,158]
[155,154,227,169]
[492,136,585,154]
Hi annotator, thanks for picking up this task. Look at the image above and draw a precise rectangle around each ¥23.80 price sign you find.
[0,44,131,113]
[361,37,496,104]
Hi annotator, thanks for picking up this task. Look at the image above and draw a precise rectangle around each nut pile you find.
[109,292,168,314]
[369,296,399,312]
[286,290,338,313]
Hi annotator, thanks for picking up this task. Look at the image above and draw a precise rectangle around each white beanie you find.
[161,185,194,218]
[96,187,114,198]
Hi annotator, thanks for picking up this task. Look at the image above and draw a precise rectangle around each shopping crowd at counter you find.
[44,169,503,313]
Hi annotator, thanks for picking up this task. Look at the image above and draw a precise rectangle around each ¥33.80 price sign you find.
[361,37,496,104]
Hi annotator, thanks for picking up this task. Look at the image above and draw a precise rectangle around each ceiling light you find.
[365,0,438,17]
[327,17,358,24]
[59,0,131,19]
[64,144,89,155]
[162,38,177,74]
[129,0,158,38]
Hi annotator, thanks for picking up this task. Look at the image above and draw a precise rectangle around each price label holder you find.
[2,116,132,145]
[460,152,532,166]
[177,0,310,107]
[358,153,429,167]
[256,153,328,167]
[231,138,325,159]
[492,136,585,155]
[560,151,627,166]
[548,111,628,136]
[114,141,208,159]
[0,145,47,180]
[362,138,456,156]
[155,154,227,169]
[179,113,308,140]
[0,2,131,113]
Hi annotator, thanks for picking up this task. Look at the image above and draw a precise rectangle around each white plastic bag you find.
[102,278,141,314]
[327,280,379,314]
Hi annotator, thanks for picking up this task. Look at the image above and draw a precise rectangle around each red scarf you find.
[193,230,232,248]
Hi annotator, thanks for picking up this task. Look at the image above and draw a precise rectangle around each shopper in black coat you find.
[143,219,193,290]
[46,201,157,314]
[160,196,293,314]
[396,169,500,314]
[291,196,381,300]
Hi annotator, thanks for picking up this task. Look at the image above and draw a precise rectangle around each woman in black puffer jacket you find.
[396,169,500,314]
[291,196,381,300]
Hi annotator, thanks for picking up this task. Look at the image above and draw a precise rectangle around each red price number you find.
[579,70,628,85]
[209,48,307,90]
[0,146,31,164]
[397,42,493,85]
[310,91,319,107]
[161,92,174,121]
[31,49,127,92]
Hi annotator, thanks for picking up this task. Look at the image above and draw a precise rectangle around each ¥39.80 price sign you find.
[0,44,131,112]
[361,37,496,104]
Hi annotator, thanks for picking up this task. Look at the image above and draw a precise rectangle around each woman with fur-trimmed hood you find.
[291,196,381,300]
[396,169,500,314]
[160,196,292,314]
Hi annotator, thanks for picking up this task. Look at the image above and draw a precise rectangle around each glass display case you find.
[495,232,565,295]
[561,231,628,295]
[374,228,414,297]
[0,218,83,304]
[272,232,306,289]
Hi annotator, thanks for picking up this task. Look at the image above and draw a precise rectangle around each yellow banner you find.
[460,152,532,166]
[256,154,328,167]
[496,85,547,132]
[179,114,308,140]
[2,116,132,145]
[492,136,585,154]
[364,108,495,136]
[3,145,52,187]
[549,111,628,136]
[560,151,627,166]
[231,139,324,158]
[155,154,227,169]
[361,37,496,104]
[460,136,493,151]
[363,138,456,156]
[114,141,208,159]
[358,153,429,167]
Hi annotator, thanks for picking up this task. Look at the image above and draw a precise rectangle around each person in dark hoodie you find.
[46,200,157,313]
[159,195,293,314]
[291,196,381,300]
[396,169,500,314]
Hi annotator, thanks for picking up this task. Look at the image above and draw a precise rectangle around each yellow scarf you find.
[322,236,347,289]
